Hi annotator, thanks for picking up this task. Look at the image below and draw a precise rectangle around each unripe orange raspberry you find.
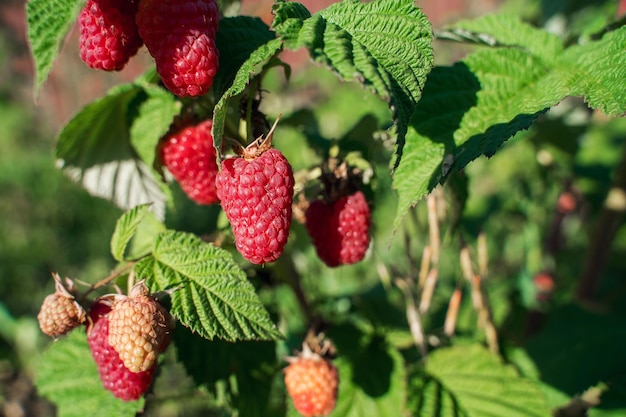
[284,351,339,417]
[37,273,85,338]
[107,282,174,373]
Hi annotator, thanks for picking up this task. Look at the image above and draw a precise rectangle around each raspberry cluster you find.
[79,0,220,97]
[38,276,173,401]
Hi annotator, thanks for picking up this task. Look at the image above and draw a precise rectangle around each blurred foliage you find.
[3,0,626,416]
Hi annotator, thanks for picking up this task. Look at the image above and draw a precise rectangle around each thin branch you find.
[396,279,428,358]
[417,245,432,289]
[577,141,626,302]
[459,239,500,354]
[427,192,440,265]
[444,288,462,337]
[281,256,315,324]
[78,262,135,301]
[477,231,489,278]
[419,269,438,314]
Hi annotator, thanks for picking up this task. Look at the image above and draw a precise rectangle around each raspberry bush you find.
[19,0,626,416]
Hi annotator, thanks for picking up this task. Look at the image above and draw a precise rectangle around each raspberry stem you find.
[245,76,262,144]
[79,262,135,301]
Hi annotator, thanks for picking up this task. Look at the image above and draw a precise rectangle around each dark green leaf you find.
[525,305,626,398]
[174,326,277,417]
[214,16,277,98]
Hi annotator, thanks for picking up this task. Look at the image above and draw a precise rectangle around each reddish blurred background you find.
[1,0,503,132]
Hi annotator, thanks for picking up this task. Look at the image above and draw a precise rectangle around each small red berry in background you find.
[533,272,555,302]
[160,119,220,205]
[556,191,577,215]
[78,0,143,71]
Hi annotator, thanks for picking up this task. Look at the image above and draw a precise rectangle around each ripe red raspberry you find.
[78,0,143,71]
[284,353,339,417]
[216,145,294,264]
[87,301,155,401]
[306,191,371,267]
[107,282,174,373]
[160,119,219,205]
[37,274,85,338]
[135,0,220,96]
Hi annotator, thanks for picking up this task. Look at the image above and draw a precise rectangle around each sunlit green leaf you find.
[135,231,281,341]
[410,344,551,417]
[110,204,152,261]
[273,0,434,166]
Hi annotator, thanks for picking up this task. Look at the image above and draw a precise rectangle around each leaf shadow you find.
[410,62,480,190]
[327,323,394,398]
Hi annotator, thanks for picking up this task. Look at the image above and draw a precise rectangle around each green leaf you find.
[214,16,277,98]
[26,0,82,96]
[560,26,626,116]
[326,336,406,417]
[273,0,434,166]
[174,326,277,417]
[391,21,626,227]
[412,344,551,417]
[444,14,564,63]
[125,210,167,260]
[525,305,626,398]
[55,83,168,220]
[271,1,311,49]
[36,330,145,417]
[212,27,283,158]
[110,203,153,261]
[392,48,567,229]
[129,84,181,171]
[134,230,281,341]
